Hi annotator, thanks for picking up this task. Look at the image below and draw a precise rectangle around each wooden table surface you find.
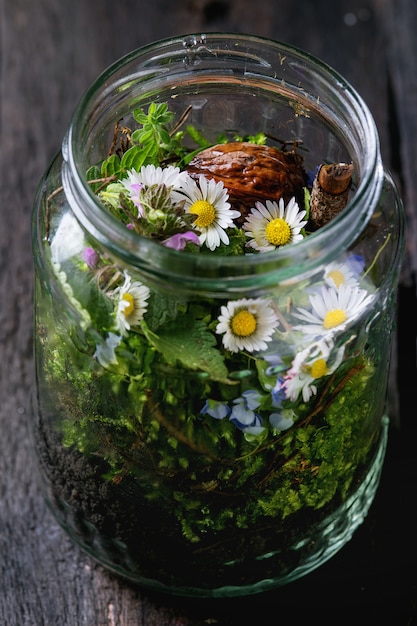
[1,1,416,624]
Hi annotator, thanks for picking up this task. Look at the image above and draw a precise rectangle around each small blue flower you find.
[269,410,295,432]
[200,399,231,420]
[230,391,264,435]
[271,376,286,408]
[239,389,262,410]
[346,253,365,276]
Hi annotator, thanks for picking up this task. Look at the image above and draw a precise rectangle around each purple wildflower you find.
[162,231,200,250]
[82,247,99,269]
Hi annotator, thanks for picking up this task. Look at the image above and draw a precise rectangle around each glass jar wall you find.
[31,34,405,597]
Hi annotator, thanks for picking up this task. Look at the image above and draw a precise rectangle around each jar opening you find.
[63,33,382,291]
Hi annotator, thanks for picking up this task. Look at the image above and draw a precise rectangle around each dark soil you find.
[33,403,369,596]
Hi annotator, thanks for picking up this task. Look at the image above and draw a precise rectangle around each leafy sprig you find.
[87,103,273,185]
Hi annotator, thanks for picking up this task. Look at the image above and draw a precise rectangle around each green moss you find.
[40,317,380,543]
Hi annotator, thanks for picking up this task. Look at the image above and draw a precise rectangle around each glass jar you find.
[31,33,405,597]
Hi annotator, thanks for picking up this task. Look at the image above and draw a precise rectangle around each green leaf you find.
[85,165,102,193]
[233,132,267,145]
[99,183,124,210]
[145,292,186,331]
[120,143,155,170]
[141,318,230,382]
[101,154,122,177]
[86,165,101,180]
[158,128,172,145]
[303,186,311,221]
[186,124,211,148]
[134,102,174,126]
[133,128,155,145]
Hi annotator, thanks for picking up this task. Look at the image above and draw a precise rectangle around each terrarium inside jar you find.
[31,34,405,597]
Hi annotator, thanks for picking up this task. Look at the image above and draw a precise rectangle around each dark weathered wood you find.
[374,0,417,285]
[1,1,416,624]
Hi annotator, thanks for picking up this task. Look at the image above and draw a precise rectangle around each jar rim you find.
[63,32,382,291]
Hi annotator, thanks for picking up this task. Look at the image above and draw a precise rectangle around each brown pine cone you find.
[186,142,307,222]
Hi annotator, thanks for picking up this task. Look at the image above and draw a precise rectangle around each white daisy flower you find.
[173,174,240,251]
[216,297,279,353]
[323,259,361,289]
[243,197,307,252]
[283,338,345,402]
[292,283,374,340]
[114,271,150,335]
[120,165,188,214]
[122,164,187,192]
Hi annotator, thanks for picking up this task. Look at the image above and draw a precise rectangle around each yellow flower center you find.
[121,293,135,316]
[265,218,291,246]
[310,358,328,379]
[327,269,345,288]
[323,308,346,329]
[231,310,257,337]
[189,200,216,228]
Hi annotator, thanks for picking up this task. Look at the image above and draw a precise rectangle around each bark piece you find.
[309,163,354,229]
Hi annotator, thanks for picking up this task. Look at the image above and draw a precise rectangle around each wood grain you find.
[1,1,415,624]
